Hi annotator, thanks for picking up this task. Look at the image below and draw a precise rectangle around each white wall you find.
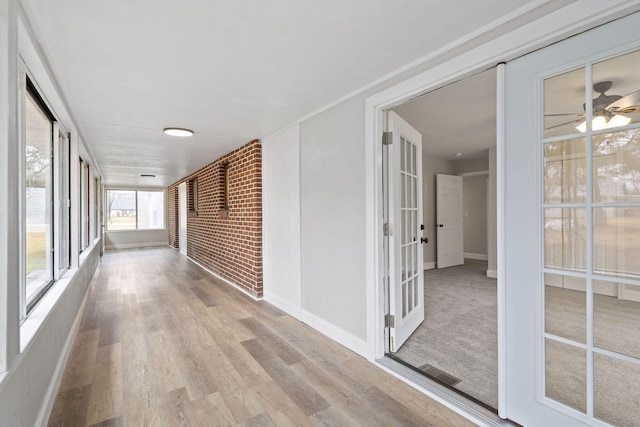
[299,97,369,349]
[262,125,301,315]
[104,229,168,250]
[462,175,488,257]
[0,0,20,374]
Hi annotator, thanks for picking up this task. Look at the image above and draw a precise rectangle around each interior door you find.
[178,182,187,256]
[505,11,640,427]
[436,174,464,268]
[388,111,424,352]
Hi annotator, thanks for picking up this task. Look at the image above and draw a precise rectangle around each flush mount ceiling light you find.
[163,127,194,137]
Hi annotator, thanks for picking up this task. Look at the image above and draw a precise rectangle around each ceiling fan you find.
[545,81,640,132]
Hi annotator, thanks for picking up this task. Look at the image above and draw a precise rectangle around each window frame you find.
[105,188,166,231]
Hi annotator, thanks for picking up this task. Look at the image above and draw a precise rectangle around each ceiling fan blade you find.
[544,118,583,131]
[544,113,584,117]
[607,89,640,113]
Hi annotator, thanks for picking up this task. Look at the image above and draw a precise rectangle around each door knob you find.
[438,224,444,228]
[421,237,428,244]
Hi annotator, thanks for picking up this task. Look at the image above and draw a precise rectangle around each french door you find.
[505,11,640,427]
[387,111,424,352]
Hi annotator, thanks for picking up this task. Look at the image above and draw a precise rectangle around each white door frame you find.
[364,1,640,421]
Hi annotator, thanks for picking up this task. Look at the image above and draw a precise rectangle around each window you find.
[79,158,90,251]
[24,82,54,310]
[106,189,165,230]
[188,178,198,211]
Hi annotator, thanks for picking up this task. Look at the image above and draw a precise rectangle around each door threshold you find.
[376,356,517,427]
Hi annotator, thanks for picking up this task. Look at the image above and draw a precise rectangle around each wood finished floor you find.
[48,247,475,427]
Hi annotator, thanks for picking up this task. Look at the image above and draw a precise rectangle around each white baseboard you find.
[105,242,169,250]
[263,292,301,318]
[186,256,262,301]
[622,285,640,302]
[487,269,497,279]
[464,252,488,261]
[424,261,436,270]
[300,309,369,358]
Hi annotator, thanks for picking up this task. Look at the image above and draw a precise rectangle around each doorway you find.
[384,68,499,409]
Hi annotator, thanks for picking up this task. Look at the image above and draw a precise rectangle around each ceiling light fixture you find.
[576,114,631,133]
[163,127,194,137]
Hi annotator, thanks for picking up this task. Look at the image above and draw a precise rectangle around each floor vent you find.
[418,363,461,387]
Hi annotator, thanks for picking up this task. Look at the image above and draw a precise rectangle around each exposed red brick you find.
[168,139,263,298]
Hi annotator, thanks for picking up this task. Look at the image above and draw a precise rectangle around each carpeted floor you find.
[392,259,498,408]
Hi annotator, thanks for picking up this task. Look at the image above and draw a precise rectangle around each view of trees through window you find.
[107,190,164,230]
[25,88,53,305]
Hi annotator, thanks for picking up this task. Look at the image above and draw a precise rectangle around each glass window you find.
[25,87,53,309]
[106,190,136,230]
[137,191,164,229]
[106,189,164,230]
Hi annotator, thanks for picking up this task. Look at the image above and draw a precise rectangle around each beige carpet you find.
[392,259,498,408]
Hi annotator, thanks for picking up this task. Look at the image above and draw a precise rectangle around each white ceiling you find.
[393,68,496,161]
[22,0,572,187]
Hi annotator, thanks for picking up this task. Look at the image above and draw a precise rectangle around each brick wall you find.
[167,140,263,298]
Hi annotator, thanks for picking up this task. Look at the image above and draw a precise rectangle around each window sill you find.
[105,228,167,233]
[19,268,77,353]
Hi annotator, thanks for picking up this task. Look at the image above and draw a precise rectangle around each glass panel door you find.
[541,47,640,427]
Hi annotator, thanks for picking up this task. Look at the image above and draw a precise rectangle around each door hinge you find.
[382,131,393,145]
[383,223,393,236]
[385,314,395,328]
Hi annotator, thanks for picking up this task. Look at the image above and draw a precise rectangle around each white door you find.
[178,182,187,256]
[505,11,640,427]
[387,111,424,352]
[436,174,464,269]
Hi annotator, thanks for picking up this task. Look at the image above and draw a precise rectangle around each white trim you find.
[376,357,511,427]
[186,255,262,301]
[464,252,488,261]
[104,242,169,250]
[487,270,498,279]
[300,309,369,357]
[423,261,436,270]
[263,292,302,319]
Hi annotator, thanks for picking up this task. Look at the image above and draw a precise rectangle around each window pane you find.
[545,338,586,413]
[592,49,640,132]
[545,273,586,344]
[594,281,640,359]
[106,190,136,230]
[544,138,586,204]
[25,91,53,304]
[544,68,585,139]
[137,191,164,229]
[593,207,640,279]
[544,208,586,272]
[593,129,640,203]
[594,353,640,427]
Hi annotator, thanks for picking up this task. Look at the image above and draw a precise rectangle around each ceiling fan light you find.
[592,115,607,131]
[608,114,631,128]
[576,121,587,133]
[163,127,194,137]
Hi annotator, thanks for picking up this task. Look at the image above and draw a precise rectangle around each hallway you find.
[47,247,473,426]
